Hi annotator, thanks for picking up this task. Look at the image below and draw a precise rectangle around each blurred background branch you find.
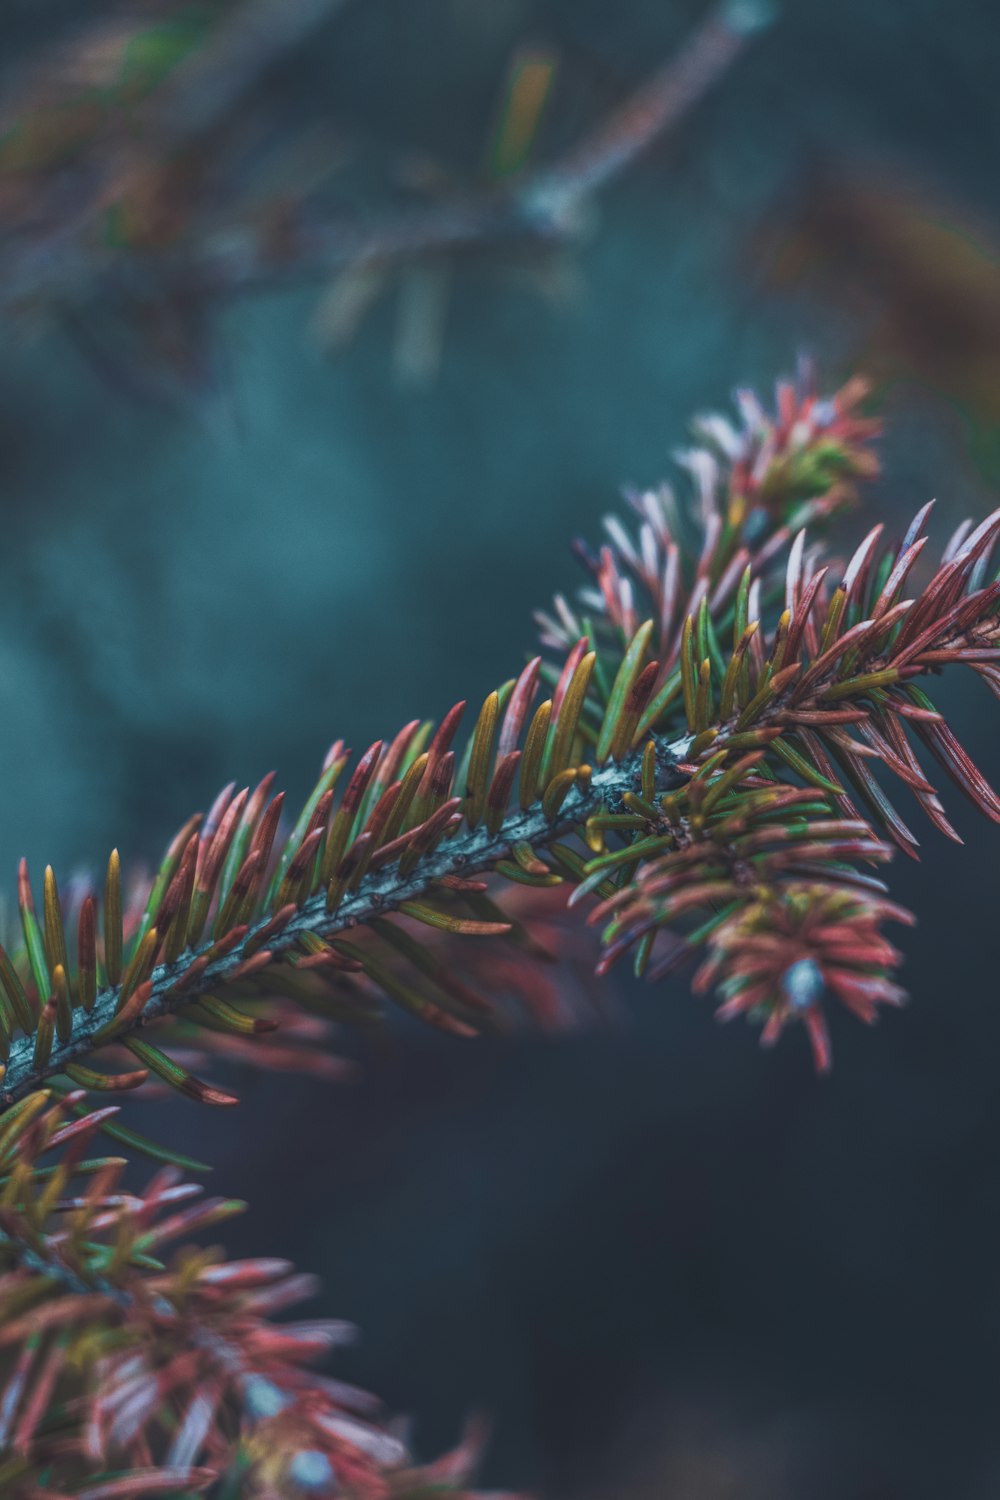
[1,0,769,399]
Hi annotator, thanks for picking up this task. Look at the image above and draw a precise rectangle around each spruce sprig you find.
[1,365,998,1495]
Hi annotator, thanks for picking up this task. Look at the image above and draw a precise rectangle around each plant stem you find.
[1,732,692,1106]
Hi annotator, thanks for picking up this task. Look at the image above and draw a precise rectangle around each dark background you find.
[2,2,1000,1495]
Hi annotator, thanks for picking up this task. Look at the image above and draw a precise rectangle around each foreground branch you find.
[1,732,690,1104]
[2,369,998,1101]
[1,367,999,1496]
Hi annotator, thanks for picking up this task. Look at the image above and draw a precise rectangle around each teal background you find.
[2,1,999,1495]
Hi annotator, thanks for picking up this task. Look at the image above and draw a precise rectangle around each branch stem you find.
[0,3,768,308]
[1,732,691,1105]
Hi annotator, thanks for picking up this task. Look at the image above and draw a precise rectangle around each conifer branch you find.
[0,1089,486,1498]
[0,736,691,1107]
[1,363,999,1495]
[0,365,995,1111]
[0,1,770,317]
[175,0,772,299]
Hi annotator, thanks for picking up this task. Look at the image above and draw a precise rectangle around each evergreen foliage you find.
[1,366,998,1495]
